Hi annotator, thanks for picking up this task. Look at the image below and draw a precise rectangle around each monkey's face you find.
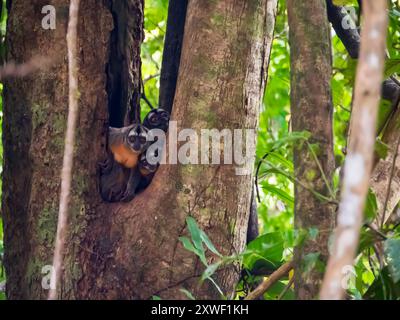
[126,124,149,153]
[143,109,170,132]
[139,153,158,175]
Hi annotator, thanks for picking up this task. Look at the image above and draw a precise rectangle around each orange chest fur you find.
[111,144,139,169]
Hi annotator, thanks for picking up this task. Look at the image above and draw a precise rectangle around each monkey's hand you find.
[143,109,170,132]
[120,168,141,202]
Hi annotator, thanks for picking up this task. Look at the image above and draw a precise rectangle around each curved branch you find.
[159,0,188,113]
[326,0,361,59]
[49,0,80,300]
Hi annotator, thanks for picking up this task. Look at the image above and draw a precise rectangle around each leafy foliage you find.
[179,217,228,298]
[0,0,5,300]
[385,238,400,283]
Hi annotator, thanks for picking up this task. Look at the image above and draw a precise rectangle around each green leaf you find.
[332,78,345,107]
[364,267,400,300]
[374,138,389,161]
[271,131,311,150]
[186,217,205,253]
[364,189,378,223]
[377,99,393,133]
[283,229,308,249]
[390,8,400,18]
[358,228,379,253]
[179,289,196,300]
[180,235,207,266]
[179,237,198,255]
[261,183,294,205]
[308,228,319,241]
[267,152,294,170]
[332,0,357,5]
[384,59,400,78]
[243,232,284,270]
[199,230,222,257]
[207,277,225,298]
[384,238,400,283]
[201,261,223,281]
[263,280,295,300]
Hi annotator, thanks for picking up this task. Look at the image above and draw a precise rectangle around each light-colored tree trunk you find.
[287,0,336,299]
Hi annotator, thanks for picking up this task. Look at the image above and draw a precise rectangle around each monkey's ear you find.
[109,126,133,135]
[108,127,122,139]
[109,127,122,134]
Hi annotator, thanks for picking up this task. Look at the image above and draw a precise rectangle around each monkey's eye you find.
[139,136,147,144]
[150,115,158,123]
[128,136,136,143]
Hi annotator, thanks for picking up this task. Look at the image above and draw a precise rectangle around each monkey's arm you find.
[121,168,141,202]
[99,152,140,203]
[137,171,155,193]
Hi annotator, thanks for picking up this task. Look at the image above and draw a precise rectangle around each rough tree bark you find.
[2,0,114,299]
[2,0,276,299]
[287,0,336,299]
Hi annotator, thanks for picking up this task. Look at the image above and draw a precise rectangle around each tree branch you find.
[326,0,361,59]
[245,261,294,300]
[158,0,188,113]
[48,0,80,300]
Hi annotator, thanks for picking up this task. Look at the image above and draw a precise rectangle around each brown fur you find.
[110,143,139,168]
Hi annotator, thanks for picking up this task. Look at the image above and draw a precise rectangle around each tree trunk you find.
[2,0,276,299]
[2,0,114,299]
[287,0,336,299]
